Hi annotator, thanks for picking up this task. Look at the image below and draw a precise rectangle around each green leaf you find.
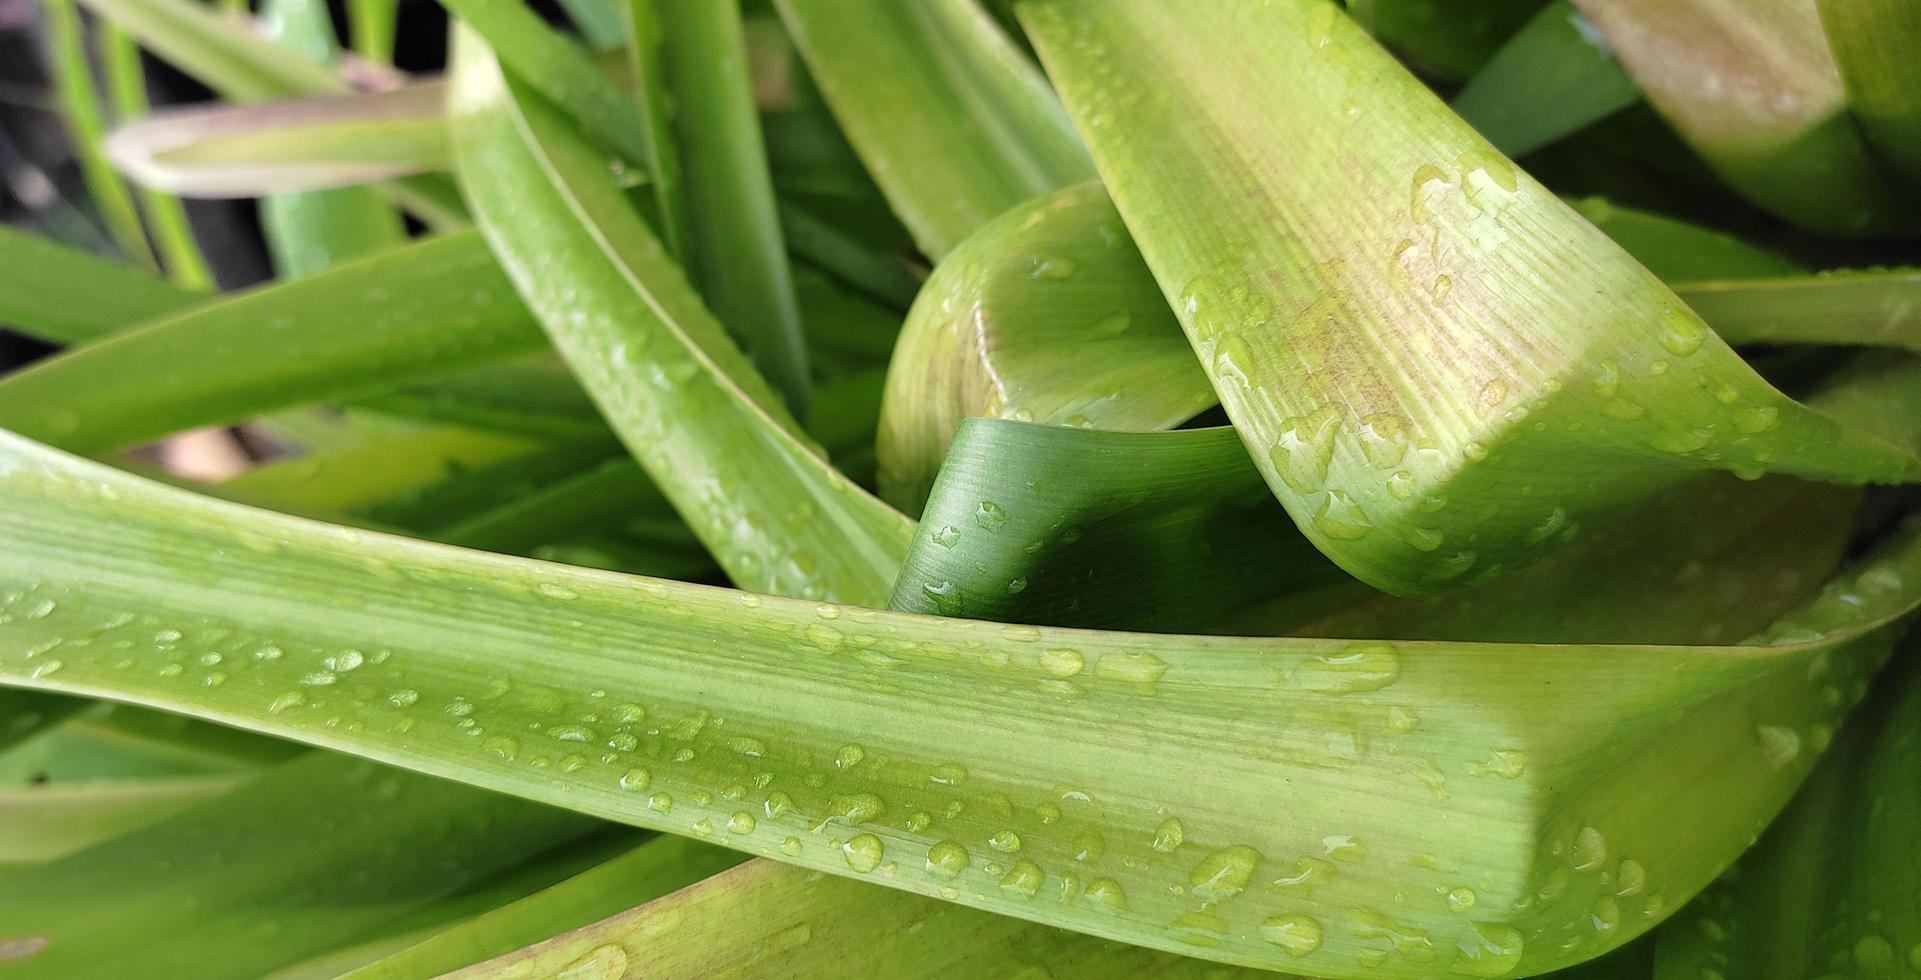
[1676,268,1921,354]
[1450,1,1641,158]
[0,752,594,978]
[435,0,657,168]
[889,422,1338,632]
[620,0,689,259]
[1571,0,1914,235]
[105,84,451,198]
[75,0,346,101]
[1568,197,1801,281]
[1,429,1918,974]
[344,836,745,978]
[1819,0,1921,186]
[99,25,216,290]
[1650,636,1921,980]
[448,30,913,604]
[257,0,406,278]
[878,182,1210,510]
[443,855,1274,978]
[1348,0,1545,82]
[659,0,812,417]
[773,0,1094,257]
[0,774,238,864]
[347,0,398,63]
[0,231,541,454]
[0,225,200,345]
[45,0,157,272]
[1021,0,1921,596]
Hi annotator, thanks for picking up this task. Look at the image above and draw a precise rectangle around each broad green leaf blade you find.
[1570,0,1914,236]
[448,31,913,604]
[0,231,541,454]
[0,690,88,756]
[100,25,216,290]
[1450,1,1641,158]
[1818,0,1921,185]
[345,836,744,978]
[1679,268,1921,353]
[258,0,406,278]
[106,85,450,197]
[1650,636,1921,980]
[878,182,1209,510]
[447,856,1274,979]
[435,0,656,168]
[773,0,1094,257]
[1568,197,1801,282]
[1022,0,1921,596]
[0,774,238,864]
[2,431,1918,975]
[660,0,812,417]
[45,0,157,271]
[889,422,1339,632]
[0,752,594,978]
[0,225,200,345]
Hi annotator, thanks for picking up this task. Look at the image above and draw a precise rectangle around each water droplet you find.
[728,812,756,834]
[1616,859,1647,896]
[926,840,970,878]
[1296,643,1400,694]
[267,692,305,715]
[1573,826,1608,870]
[1322,834,1367,863]
[1312,490,1374,540]
[1269,407,1341,493]
[843,834,884,873]
[1039,648,1084,677]
[1085,877,1128,913]
[1151,816,1185,852]
[1261,914,1323,957]
[1094,652,1168,683]
[999,859,1044,897]
[1756,725,1801,769]
[828,793,885,824]
[1357,414,1410,469]
[1072,830,1105,862]
[780,836,802,856]
[1658,309,1707,357]
[1731,405,1779,434]
[1447,886,1476,911]
[648,792,673,813]
[836,744,866,770]
[1189,844,1262,901]
[1452,922,1525,977]
[619,769,651,792]
[537,582,579,600]
[482,735,520,762]
[1028,256,1077,280]
[932,525,960,548]
[988,830,1022,852]
[974,500,1008,531]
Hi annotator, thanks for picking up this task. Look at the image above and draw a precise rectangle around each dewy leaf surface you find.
[448,30,912,604]
[774,0,1094,257]
[1022,0,1921,595]
[2,430,1919,976]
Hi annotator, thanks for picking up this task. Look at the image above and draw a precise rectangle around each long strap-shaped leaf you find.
[1,428,1917,976]
[773,0,1093,258]
[1649,637,1921,980]
[345,837,745,978]
[99,25,216,290]
[0,774,238,864]
[448,854,1275,979]
[0,225,201,345]
[1021,0,1921,596]
[1569,0,1914,236]
[1450,0,1641,158]
[0,751,593,977]
[658,0,812,417]
[0,231,537,454]
[448,29,912,605]
[1818,0,1921,186]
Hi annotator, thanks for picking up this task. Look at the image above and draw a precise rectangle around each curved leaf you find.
[448,30,912,604]
[1,430,1917,975]
[0,225,200,345]
[1450,1,1641,158]
[773,0,1093,258]
[1570,0,1914,235]
[1022,0,1921,595]
[1819,0,1921,186]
